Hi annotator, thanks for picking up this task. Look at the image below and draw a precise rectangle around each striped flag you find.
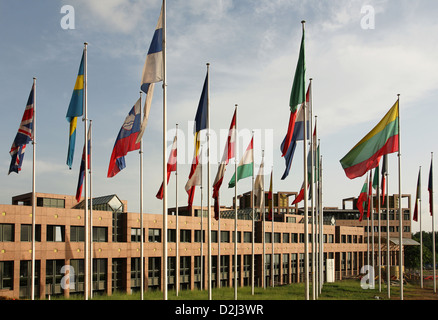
[381,155,387,205]
[185,71,208,209]
[157,133,177,200]
[66,51,85,169]
[107,99,141,178]
[75,123,91,202]
[340,100,399,179]
[228,137,253,188]
[213,109,236,220]
[9,83,35,174]
[267,170,273,221]
[357,175,369,222]
[137,4,163,143]
[413,168,421,222]
[428,158,433,216]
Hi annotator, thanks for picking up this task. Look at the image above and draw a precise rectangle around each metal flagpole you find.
[319,153,324,294]
[419,166,423,289]
[397,94,403,300]
[140,92,144,300]
[309,78,315,299]
[176,124,179,297]
[251,131,255,294]
[377,164,381,292]
[431,152,436,294]
[31,77,36,301]
[200,148,204,291]
[234,104,238,297]
[386,161,391,299]
[262,150,265,290]
[207,63,212,301]
[89,120,93,299]
[234,112,239,300]
[162,0,168,301]
[271,166,274,288]
[371,172,375,283]
[83,42,89,301]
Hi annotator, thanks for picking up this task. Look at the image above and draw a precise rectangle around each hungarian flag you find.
[212,109,236,220]
[340,100,399,180]
[107,99,141,178]
[357,174,369,222]
[428,158,433,216]
[413,168,421,222]
[228,137,253,189]
[156,133,177,200]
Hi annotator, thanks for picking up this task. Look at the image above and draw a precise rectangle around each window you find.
[283,233,290,243]
[168,229,176,243]
[46,259,64,296]
[37,197,65,208]
[47,225,65,242]
[0,261,13,290]
[70,226,85,242]
[194,230,205,243]
[232,231,241,243]
[131,228,143,242]
[274,233,281,243]
[180,230,191,243]
[243,232,252,243]
[93,227,108,242]
[0,224,14,242]
[211,231,218,243]
[220,231,230,243]
[20,224,41,242]
[70,259,84,295]
[291,233,298,243]
[148,228,161,243]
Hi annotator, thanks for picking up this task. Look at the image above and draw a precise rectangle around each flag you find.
[428,158,433,216]
[357,175,369,222]
[413,168,421,222]
[254,159,265,209]
[372,163,380,191]
[281,84,310,180]
[76,123,91,202]
[267,170,273,221]
[185,71,208,209]
[292,128,314,205]
[228,137,253,188]
[137,4,163,143]
[340,100,399,179]
[156,133,177,200]
[381,155,387,205]
[107,99,141,178]
[213,109,236,220]
[9,83,35,174]
[281,23,306,158]
[66,51,85,169]
[367,170,372,219]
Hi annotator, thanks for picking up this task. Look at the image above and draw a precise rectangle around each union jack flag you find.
[9,83,34,174]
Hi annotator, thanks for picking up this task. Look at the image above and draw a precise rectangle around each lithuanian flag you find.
[340,100,399,179]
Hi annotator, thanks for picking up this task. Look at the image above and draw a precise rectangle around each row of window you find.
[0,223,363,245]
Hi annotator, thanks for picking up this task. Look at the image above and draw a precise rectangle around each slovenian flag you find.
[107,99,141,178]
[66,51,84,169]
[9,83,34,174]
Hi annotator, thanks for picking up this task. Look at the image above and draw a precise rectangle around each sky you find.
[1,0,438,233]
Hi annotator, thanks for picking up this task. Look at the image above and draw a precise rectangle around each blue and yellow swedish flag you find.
[66,51,84,169]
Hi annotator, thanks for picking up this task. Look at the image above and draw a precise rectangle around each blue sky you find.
[1,0,438,233]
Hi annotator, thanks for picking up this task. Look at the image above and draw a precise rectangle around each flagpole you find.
[377,165,381,292]
[206,63,212,301]
[31,77,36,301]
[431,152,436,294]
[233,104,238,296]
[319,153,324,294]
[397,94,403,300]
[83,42,89,301]
[251,130,255,295]
[271,165,274,288]
[419,166,423,289]
[301,19,310,302]
[162,0,168,301]
[386,162,391,299]
[234,105,238,300]
[261,150,265,290]
[89,120,93,299]
[175,124,179,297]
[309,78,315,299]
[200,148,204,291]
[371,170,375,282]
[139,92,144,300]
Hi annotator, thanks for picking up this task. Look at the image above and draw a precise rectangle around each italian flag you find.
[340,100,399,180]
[228,137,253,188]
